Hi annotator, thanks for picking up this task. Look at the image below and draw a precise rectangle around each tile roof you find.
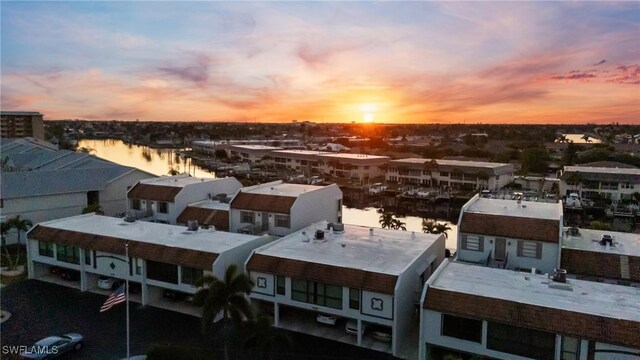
[246,254,398,294]
[127,183,183,202]
[29,225,217,270]
[176,206,229,230]
[460,213,560,243]
[230,192,297,214]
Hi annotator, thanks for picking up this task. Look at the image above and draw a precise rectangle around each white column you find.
[357,318,363,346]
[141,259,149,305]
[79,249,87,291]
[274,302,280,327]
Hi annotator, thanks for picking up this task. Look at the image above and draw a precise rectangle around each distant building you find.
[316,153,390,181]
[126,175,242,225]
[229,181,342,236]
[0,111,45,140]
[386,158,514,190]
[224,144,282,163]
[1,139,155,243]
[456,195,563,275]
[420,261,640,360]
[246,221,446,358]
[558,165,640,201]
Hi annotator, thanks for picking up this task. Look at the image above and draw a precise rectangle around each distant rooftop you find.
[1,111,43,116]
[271,150,329,156]
[35,214,260,254]
[317,153,390,160]
[244,182,326,197]
[254,220,442,275]
[563,228,640,258]
[139,174,218,187]
[391,158,511,169]
[466,197,562,220]
[188,199,230,211]
[563,165,640,175]
[430,261,640,322]
[229,145,282,150]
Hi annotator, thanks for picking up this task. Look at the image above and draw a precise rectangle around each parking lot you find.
[1,280,398,359]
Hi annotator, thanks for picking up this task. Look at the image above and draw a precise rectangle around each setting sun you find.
[360,103,378,123]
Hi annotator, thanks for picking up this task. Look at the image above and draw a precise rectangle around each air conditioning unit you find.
[187,220,199,231]
[124,211,137,223]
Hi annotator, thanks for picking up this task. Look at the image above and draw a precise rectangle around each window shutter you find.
[517,240,523,257]
[462,235,468,250]
[536,242,542,259]
[478,236,484,251]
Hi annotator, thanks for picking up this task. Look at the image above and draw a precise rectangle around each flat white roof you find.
[564,166,640,175]
[35,214,260,254]
[230,145,281,150]
[139,174,217,187]
[244,182,326,197]
[563,228,640,257]
[317,153,390,160]
[466,197,562,220]
[391,158,510,169]
[255,221,442,275]
[271,150,329,156]
[431,261,640,322]
[188,199,230,211]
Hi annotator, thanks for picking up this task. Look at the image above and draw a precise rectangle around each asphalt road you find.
[1,280,397,360]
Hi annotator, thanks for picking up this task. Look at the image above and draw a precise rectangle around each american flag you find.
[100,283,126,312]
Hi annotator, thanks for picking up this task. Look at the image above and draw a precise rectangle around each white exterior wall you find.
[393,234,445,356]
[100,170,157,217]
[289,185,342,235]
[559,179,639,201]
[211,235,276,279]
[456,233,559,275]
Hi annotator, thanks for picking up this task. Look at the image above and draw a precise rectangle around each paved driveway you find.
[1,280,397,360]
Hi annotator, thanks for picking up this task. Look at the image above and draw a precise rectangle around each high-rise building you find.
[0,111,45,140]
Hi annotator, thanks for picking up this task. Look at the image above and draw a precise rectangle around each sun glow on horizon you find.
[360,103,378,123]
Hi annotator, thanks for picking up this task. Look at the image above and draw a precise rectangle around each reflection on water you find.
[80,140,458,249]
[77,139,216,178]
[341,207,458,250]
[558,134,601,144]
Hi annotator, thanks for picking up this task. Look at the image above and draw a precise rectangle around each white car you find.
[97,276,121,290]
[316,313,338,326]
[345,319,368,335]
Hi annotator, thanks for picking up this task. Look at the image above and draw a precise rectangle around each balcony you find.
[238,222,269,235]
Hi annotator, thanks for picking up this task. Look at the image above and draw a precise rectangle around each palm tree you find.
[556,134,568,143]
[194,264,255,360]
[391,218,407,231]
[6,215,32,269]
[435,223,452,239]
[422,218,438,234]
[1,222,16,270]
[242,313,292,360]
[378,208,395,229]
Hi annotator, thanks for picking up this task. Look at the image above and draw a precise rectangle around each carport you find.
[278,305,357,347]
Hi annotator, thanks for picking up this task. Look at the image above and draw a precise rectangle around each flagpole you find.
[126,241,130,360]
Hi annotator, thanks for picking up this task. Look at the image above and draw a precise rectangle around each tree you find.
[391,218,407,231]
[1,222,16,270]
[168,168,180,176]
[81,204,104,215]
[194,264,255,360]
[77,146,95,153]
[6,215,33,269]
[520,147,550,174]
[422,219,437,234]
[435,223,452,239]
[378,208,395,229]
[242,313,292,360]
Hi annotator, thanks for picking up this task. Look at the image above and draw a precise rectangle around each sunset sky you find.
[1,1,638,124]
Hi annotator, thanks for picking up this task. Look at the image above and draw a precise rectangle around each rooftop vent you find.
[187,220,199,231]
[369,228,374,236]
[550,268,567,283]
[301,231,310,242]
[599,234,613,247]
[124,211,137,223]
[332,223,345,232]
[315,229,325,240]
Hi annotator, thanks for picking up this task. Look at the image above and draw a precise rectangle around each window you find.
[276,276,285,295]
[337,198,342,212]
[291,279,343,309]
[87,190,99,206]
[275,215,290,228]
[349,288,360,310]
[56,244,80,264]
[461,235,484,251]
[621,182,634,189]
[132,199,141,210]
[561,336,580,360]
[517,241,542,258]
[487,322,555,360]
[441,314,482,343]
[241,211,255,224]
[146,260,178,284]
[440,171,449,177]
[158,202,168,214]
[84,249,91,265]
[38,242,54,257]
[181,266,204,285]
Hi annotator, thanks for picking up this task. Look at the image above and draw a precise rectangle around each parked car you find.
[369,326,392,343]
[316,313,338,326]
[20,333,83,359]
[162,289,193,301]
[97,276,121,290]
[345,319,368,335]
[57,269,80,281]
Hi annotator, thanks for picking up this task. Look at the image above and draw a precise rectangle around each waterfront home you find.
[126,175,242,225]
[386,158,514,190]
[456,195,563,275]
[246,221,446,358]
[229,181,342,236]
[223,144,282,164]
[316,153,390,181]
[420,261,640,360]
[558,165,640,201]
[562,227,640,285]
[26,214,275,316]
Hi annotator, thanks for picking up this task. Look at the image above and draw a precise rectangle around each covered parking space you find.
[277,305,357,348]
[31,262,81,290]
[146,284,202,317]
